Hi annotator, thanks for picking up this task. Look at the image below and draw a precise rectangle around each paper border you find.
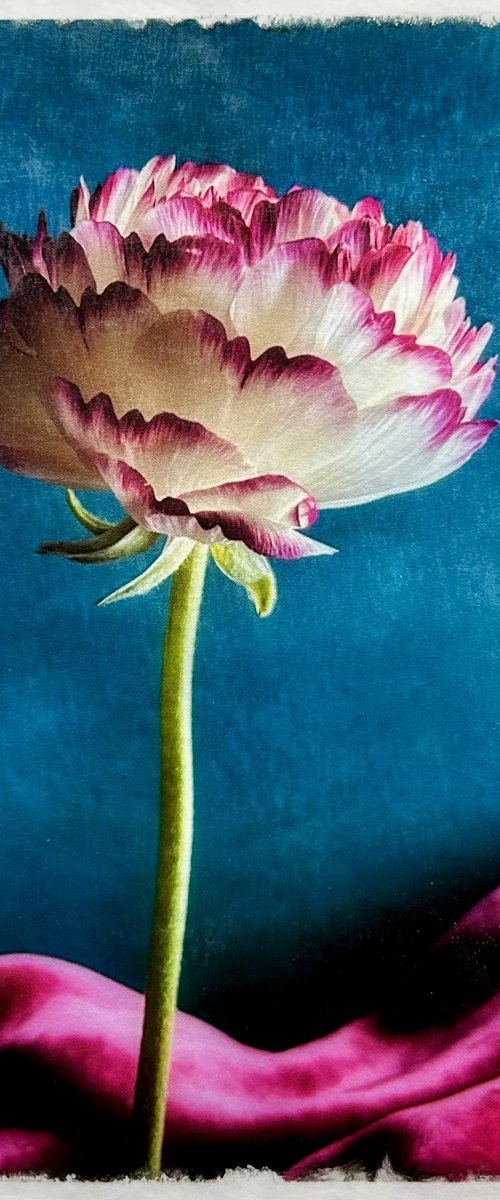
[0,4,499,1194]
[2,1173,500,1195]
[0,1,499,22]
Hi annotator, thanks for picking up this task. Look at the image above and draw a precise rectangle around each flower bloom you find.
[0,156,496,566]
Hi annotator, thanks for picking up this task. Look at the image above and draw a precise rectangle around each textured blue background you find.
[0,20,498,1047]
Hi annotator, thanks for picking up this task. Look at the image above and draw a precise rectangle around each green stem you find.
[132,542,209,1177]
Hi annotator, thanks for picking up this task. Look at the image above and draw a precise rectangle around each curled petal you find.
[94,458,334,560]
[97,537,193,606]
[88,156,178,231]
[449,318,494,377]
[225,186,278,222]
[326,217,389,267]
[211,542,277,617]
[70,221,127,294]
[168,160,275,203]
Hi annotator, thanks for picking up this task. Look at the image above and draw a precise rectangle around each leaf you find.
[97,538,194,606]
[211,543,277,617]
[38,517,159,563]
[65,489,114,534]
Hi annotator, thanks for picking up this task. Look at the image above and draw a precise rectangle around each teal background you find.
[0,20,498,1048]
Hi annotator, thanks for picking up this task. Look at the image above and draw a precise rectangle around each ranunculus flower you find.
[0,155,496,597]
[1,159,497,1179]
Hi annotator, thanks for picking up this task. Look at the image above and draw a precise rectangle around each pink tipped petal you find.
[250,189,350,259]
[231,241,391,359]
[231,240,335,357]
[134,197,249,253]
[191,512,334,558]
[225,187,278,223]
[391,220,428,252]
[443,296,468,343]
[351,197,385,222]
[337,336,452,409]
[352,243,413,308]
[236,349,354,478]
[71,223,245,323]
[0,224,96,303]
[89,166,141,226]
[70,176,91,225]
[94,306,251,429]
[168,162,276,206]
[146,155,178,199]
[80,157,178,234]
[71,283,170,413]
[144,235,246,324]
[48,380,252,499]
[450,320,494,376]
[112,156,177,233]
[278,188,351,237]
[114,301,356,480]
[78,305,352,479]
[71,221,127,293]
[309,389,497,507]
[325,218,387,268]
[382,241,458,338]
[47,303,354,492]
[459,356,498,417]
[233,250,452,407]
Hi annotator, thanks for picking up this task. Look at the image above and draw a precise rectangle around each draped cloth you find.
[0,888,499,1179]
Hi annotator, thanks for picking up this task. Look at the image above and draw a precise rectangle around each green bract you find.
[37,490,278,617]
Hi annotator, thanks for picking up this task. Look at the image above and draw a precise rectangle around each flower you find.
[0,156,496,606]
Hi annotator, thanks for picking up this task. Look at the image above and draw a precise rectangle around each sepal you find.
[38,516,159,563]
[211,543,277,617]
[97,537,194,606]
[65,489,114,534]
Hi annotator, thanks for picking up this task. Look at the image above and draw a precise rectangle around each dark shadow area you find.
[192,877,500,1049]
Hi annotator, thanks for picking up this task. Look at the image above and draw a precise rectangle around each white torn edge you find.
[2,1166,500,1196]
[0,0,499,22]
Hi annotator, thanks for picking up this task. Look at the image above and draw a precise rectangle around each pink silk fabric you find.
[0,888,499,1179]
